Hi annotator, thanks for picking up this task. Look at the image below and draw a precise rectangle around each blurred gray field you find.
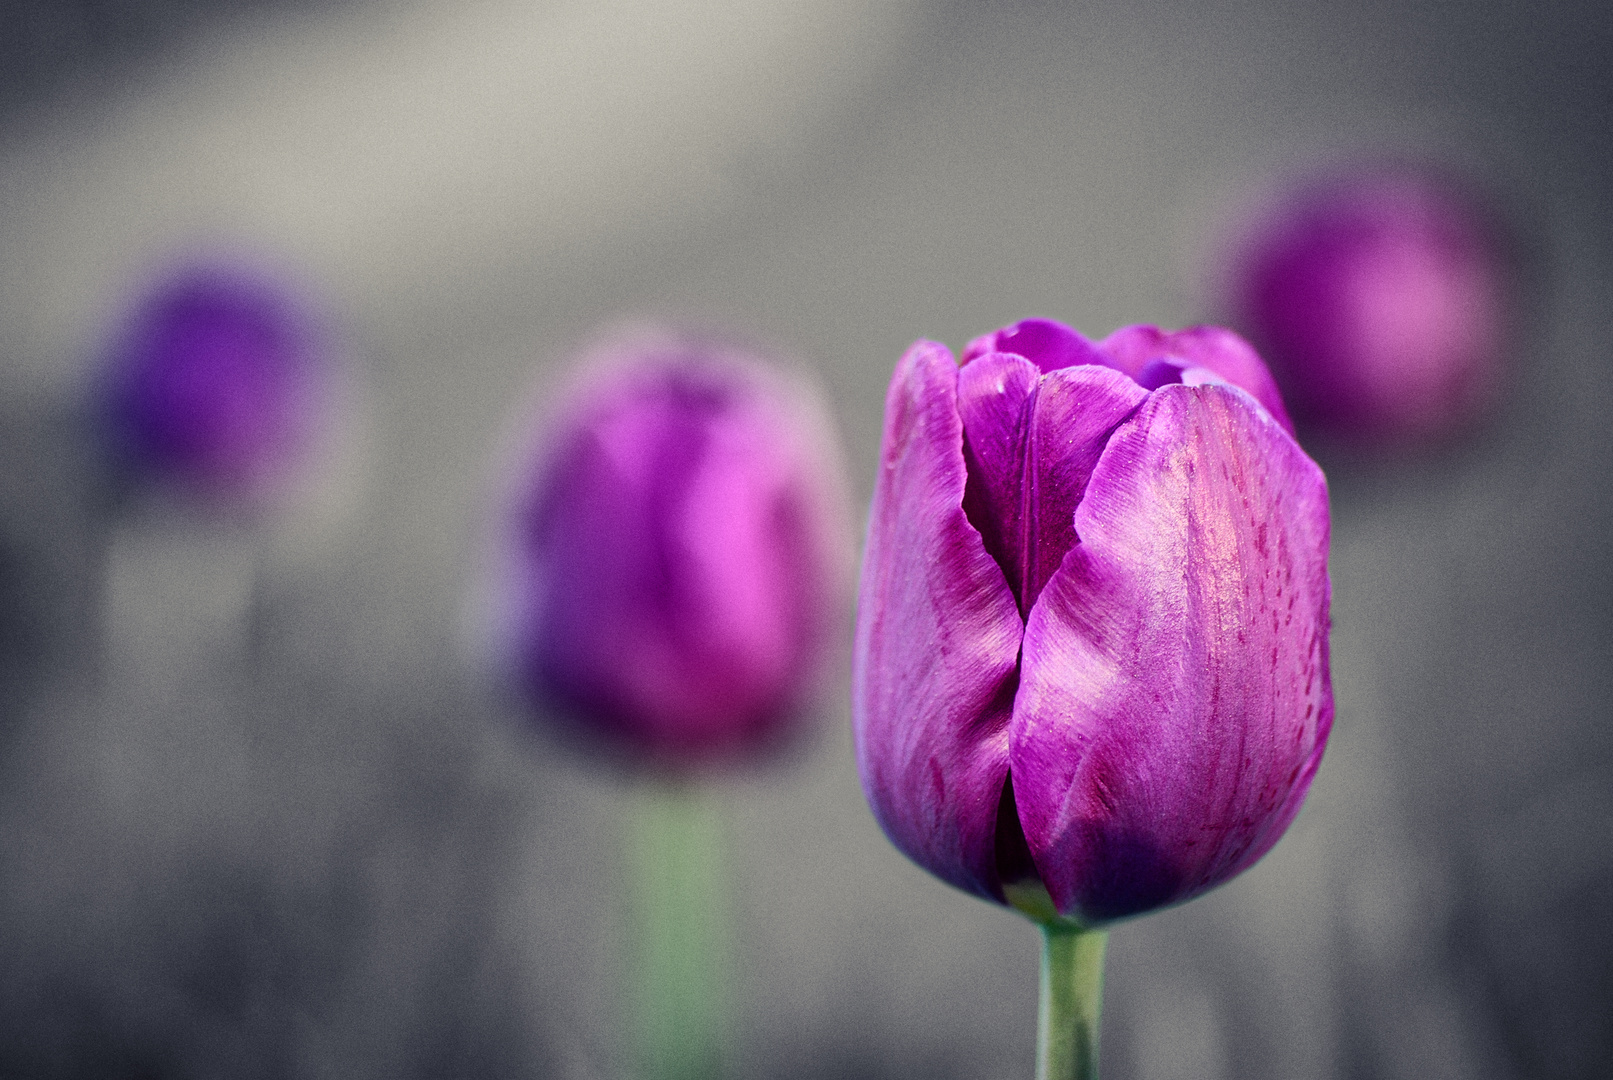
[0,1,1610,1078]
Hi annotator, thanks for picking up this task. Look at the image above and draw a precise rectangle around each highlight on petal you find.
[1099,325,1294,435]
[853,340,1025,901]
[1007,383,1331,924]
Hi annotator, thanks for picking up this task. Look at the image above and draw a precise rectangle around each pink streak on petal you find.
[1009,384,1331,923]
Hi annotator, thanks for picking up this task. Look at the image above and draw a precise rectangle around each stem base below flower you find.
[1037,924,1108,1080]
[628,783,732,1080]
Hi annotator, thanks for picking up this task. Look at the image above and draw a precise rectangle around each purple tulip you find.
[1227,163,1512,443]
[853,318,1332,926]
[499,328,849,769]
[102,260,327,500]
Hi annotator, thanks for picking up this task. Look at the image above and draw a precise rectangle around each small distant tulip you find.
[102,260,328,499]
[1227,163,1512,443]
[499,328,849,769]
[853,318,1332,926]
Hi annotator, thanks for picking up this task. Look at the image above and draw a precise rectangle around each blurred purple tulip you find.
[1227,163,1512,443]
[499,328,850,770]
[853,318,1332,926]
[102,259,328,500]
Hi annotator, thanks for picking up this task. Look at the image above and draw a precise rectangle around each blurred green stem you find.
[628,782,731,1080]
[1037,924,1109,1080]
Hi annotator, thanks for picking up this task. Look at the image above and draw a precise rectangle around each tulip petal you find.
[957,352,1038,615]
[1009,383,1331,923]
[1022,366,1150,611]
[963,318,1111,374]
[1099,325,1295,435]
[961,354,1038,618]
[853,340,1026,901]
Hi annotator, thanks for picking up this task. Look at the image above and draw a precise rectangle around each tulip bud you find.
[494,327,850,770]
[100,259,329,502]
[1225,162,1513,444]
[854,318,1332,927]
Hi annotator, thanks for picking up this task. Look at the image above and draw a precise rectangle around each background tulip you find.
[93,254,355,696]
[490,325,850,1080]
[853,317,1332,1078]
[101,259,329,502]
[497,326,849,770]
[1224,162,1513,445]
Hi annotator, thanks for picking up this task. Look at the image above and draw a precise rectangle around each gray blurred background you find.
[0,0,1609,1077]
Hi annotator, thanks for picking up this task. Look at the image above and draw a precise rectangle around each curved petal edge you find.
[852,340,1026,901]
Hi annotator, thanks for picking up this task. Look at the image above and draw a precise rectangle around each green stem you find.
[1036,924,1109,1080]
[626,782,731,1080]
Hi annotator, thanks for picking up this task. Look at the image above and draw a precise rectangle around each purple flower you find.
[852,318,1332,925]
[498,328,850,769]
[102,260,327,499]
[1227,163,1512,443]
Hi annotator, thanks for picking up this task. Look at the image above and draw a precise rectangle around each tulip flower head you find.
[101,259,329,503]
[1227,163,1512,444]
[497,328,849,771]
[853,319,1332,927]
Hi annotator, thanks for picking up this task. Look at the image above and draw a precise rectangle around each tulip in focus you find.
[499,326,849,770]
[1227,163,1512,443]
[101,259,329,501]
[853,317,1332,1078]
